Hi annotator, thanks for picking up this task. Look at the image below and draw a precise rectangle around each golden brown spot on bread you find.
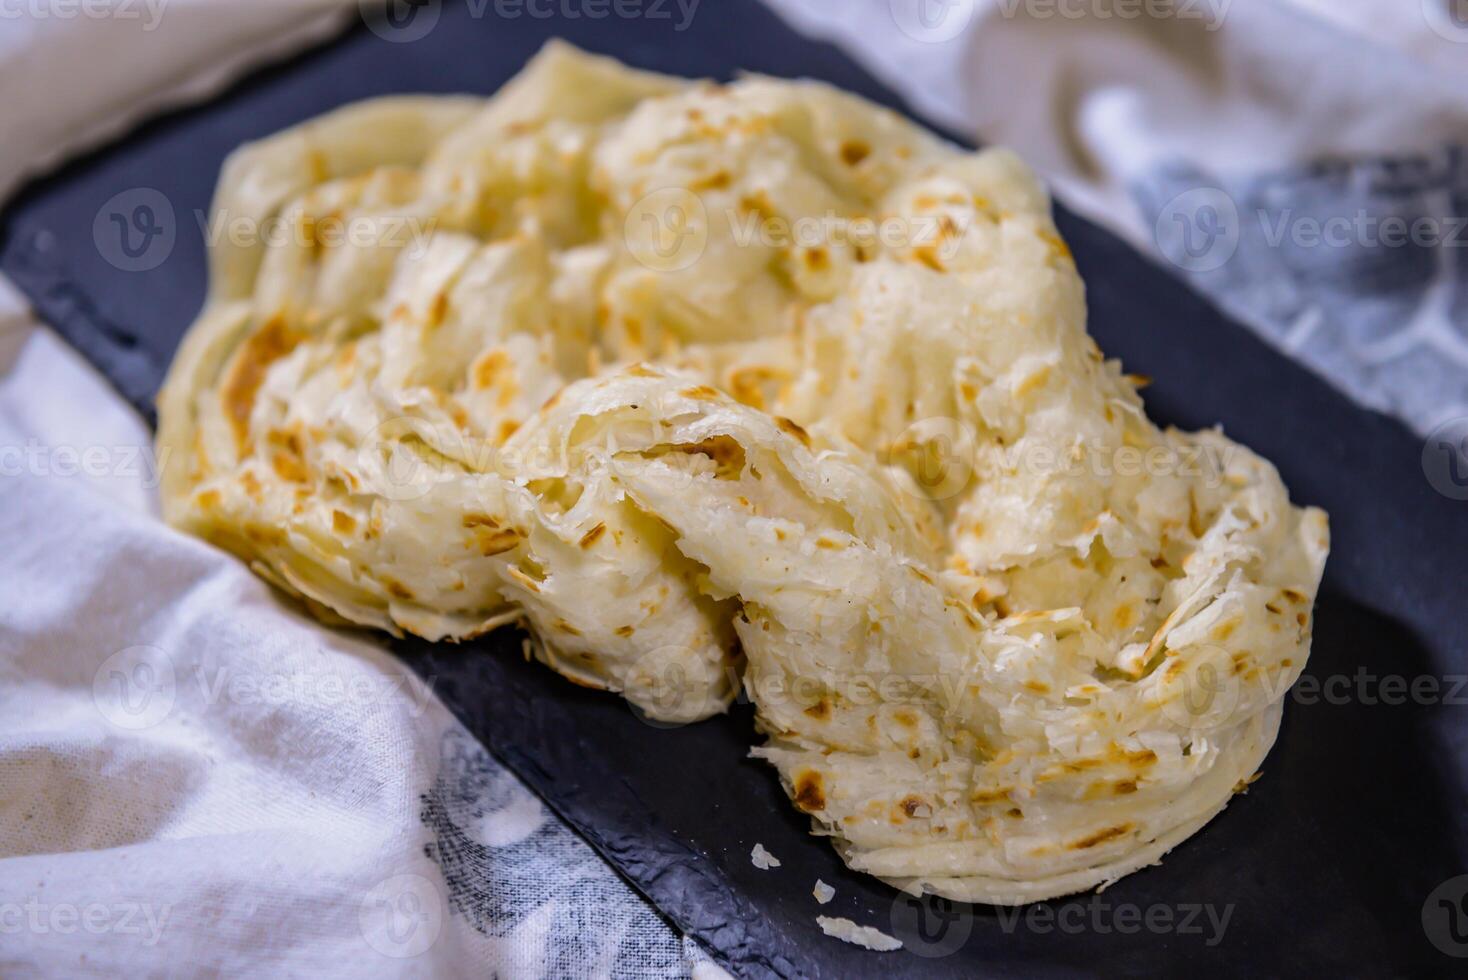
[473,350,511,390]
[507,566,541,593]
[428,291,449,329]
[1068,823,1133,850]
[793,771,826,812]
[553,618,582,636]
[1039,227,1074,262]
[1110,745,1158,767]
[240,471,263,502]
[1188,489,1206,538]
[475,528,522,556]
[244,524,286,547]
[579,522,607,549]
[803,699,831,721]
[307,151,328,183]
[332,510,356,534]
[462,513,500,529]
[738,191,777,220]
[383,578,414,600]
[614,625,636,638]
[913,246,945,272]
[774,415,811,448]
[691,169,731,190]
[271,451,309,484]
[1014,365,1052,398]
[655,435,746,479]
[900,795,926,818]
[679,385,722,400]
[970,787,1012,805]
[839,140,871,166]
[222,315,300,448]
[195,489,221,511]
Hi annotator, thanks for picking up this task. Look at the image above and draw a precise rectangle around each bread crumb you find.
[750,843,781,870]
[816,916,902,951]
[812,880,835,904]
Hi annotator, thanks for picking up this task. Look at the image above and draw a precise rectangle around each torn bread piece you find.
[817,917,903,952]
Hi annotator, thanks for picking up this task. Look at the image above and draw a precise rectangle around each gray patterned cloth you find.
[1139,146,1468,435]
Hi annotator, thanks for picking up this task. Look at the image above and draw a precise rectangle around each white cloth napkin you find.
[0,0,356,204]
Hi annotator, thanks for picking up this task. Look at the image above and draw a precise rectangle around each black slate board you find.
[3,2,1466,976]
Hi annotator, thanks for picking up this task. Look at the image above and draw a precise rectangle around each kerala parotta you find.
[158,42,1328,902]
